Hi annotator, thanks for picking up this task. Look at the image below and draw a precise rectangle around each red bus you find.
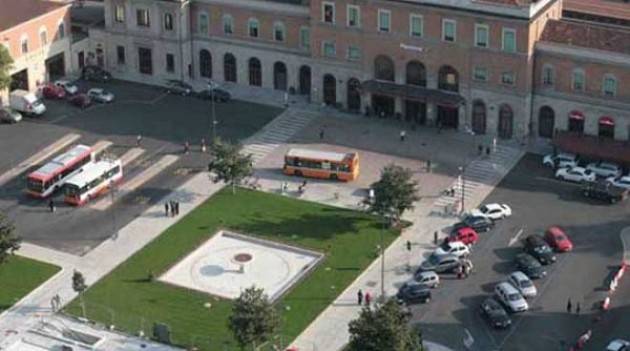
[26,144,93,198]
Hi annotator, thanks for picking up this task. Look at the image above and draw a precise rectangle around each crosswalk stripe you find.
[120,148,145,167]
[92,140,113,156]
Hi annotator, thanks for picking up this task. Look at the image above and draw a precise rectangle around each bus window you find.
[322,162,330,170]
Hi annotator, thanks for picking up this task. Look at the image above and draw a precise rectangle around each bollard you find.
[602,296,610,311]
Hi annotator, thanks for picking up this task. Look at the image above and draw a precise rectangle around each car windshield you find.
[534,245,551,254]
[32,100,43,107]
[440,242,452,251]
[428,254,441,265]
[520,279,533,288]
[480,205,489,213]
[508,293,521,301]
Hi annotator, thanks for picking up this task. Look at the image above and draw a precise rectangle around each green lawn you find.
[65,188,399,350]
[0,256,60,312]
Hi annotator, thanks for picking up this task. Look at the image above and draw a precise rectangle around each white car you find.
[54,80,78,95]
[507,271,537,298]
[606,339,630,351]
[494,282,528,313]
[543,153,577,168]
[414,271,440,288]
[606,175,630,190]
[586,161,622,178]
[87,88,115,103]
[434,240,470,259]
[469,203,512,220]
[555,166,596,183]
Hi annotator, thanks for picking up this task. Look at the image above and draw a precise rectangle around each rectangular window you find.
[198,13,208,34]
[164,13,173,31]
[116,45,125,64]
[57,23,65,40]
[300,27,310,49]
[323,41,336,58]
[40,31,48,46]
[274,24,285,42]
[475,24,489,48]
[223,16,233,34]
[442,19,456,42]
[501,72,515,85]
[21,39,28,54]
[572,71,585,92]
[410,14,423,38]
[114,5,125,23]
[347,5,360,28]
[348,45,361,61]
[378,9,391,33]
[502,28,516,53]
[542,66,554,86]
[138,47,152,75]
[166,54,175,73]
[248,20,259,38]
[136,9,150,27]
[603,77,617,97]
[322,2,335,24]
[473,67,488,81]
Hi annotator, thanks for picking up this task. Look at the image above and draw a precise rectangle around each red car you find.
[69,93,91,109]
[544,226,573,252]
[447,226,479,246]
[42,83,66,99]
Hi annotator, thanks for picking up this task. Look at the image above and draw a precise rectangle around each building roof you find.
[564,0,630,22]
[540,19,630,55]
[286,149,354,162]
[0,0,66,32]
[474,0,536,6]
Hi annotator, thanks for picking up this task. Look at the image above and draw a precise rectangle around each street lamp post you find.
[459,166,465,214]
[109,179,117,239]
[208,80,217,142]
[380,217,385,299]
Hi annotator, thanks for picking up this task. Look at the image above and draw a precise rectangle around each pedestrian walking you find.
[434,231,438,245]
[357,289,363,306]
[136,134,142,146]
[184,141,190,154]
[164,202,169,216]
[170,200,176,217]
[567,298,573,313]
[48,199,55,213]
[201,138,207,153]
[175,201,180,216]
[400,130,406,142]
[364,291,371,307]
[576,302,581,315]
[478,144,483,155]
[426,159,432,173]
[485,146,491,156]
[319,129,325,140]
[492,137,497,152]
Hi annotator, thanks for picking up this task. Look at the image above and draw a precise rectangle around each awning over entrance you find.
[599,116,615,126]
[552,131,630,165]
[569,110,584,120]
[360,80,465,107]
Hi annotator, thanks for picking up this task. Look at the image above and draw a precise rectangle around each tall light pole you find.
[380,217,385,299]
[458,166,465,214]
[208,80,217,142]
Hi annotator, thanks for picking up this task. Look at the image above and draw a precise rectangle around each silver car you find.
[507,271,537,298]
[417,253,461,274]
[87,88,115,103]
[0,107,22,123]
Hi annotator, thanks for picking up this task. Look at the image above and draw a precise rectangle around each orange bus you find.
[283,148,359,181]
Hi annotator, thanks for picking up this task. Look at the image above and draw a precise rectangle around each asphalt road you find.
[409,153,630,351]
[0,80,281,254]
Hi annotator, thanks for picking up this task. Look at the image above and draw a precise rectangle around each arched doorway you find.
[223,53,236,82]
[404,60,427,124]
[347,78,361,112]
[248,57,262,86]
[374,55,395,81]
[406,61,426,86]
[498,104,514,139]
[538,106,555,138]
[199,49,212,78]
[273,61,287,91]
[323,74,336,105]
[598,116,615,139]
[472,100,486,135]
[299,65,311,95]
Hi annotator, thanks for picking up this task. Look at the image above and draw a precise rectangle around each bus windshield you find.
[27,178,45,192]
[64,183,82,197]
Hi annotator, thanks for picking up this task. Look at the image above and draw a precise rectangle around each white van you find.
[9,90,46,116]
[494,282,528,313]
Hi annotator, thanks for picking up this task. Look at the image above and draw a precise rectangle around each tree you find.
[364,164,420,226]
[208,138,253,194]
[0,212,21,265]
[347,299,422,351]
[0,45,13,91]
[72,270,88,318]
[228,286,279,350]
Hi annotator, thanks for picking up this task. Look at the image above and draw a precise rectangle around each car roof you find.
[557,153,575,158]
[496,282,519,293]
[457,227,476,234]
[482,203,502,210]
[546,226,565,236]
[437,253,459,261]
[89,88,103,93]
[510,271,529,281]
[418,270,438,277]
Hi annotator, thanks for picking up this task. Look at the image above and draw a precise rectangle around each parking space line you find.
[0,133,81,188]
[90,154,178,211]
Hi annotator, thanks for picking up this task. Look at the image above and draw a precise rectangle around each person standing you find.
[434,231,439,245]
[48,199,55,213]
[170,200,176,217]
[136,134,142,146]
[364,291,371,307]
[201,138,207,153]
[184,141,190,154]
[175,201,180,216]
[400,130,406,142]
[576,302,581,315]
[567,298,573,313]
[164,202,169,217]
[426,159,432,173]
[319,129,325,140]
[357,289,363,306]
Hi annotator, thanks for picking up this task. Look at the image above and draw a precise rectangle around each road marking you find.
[120,148,145,167]
[0,133,81,188]
[90,154,178,211]
[49,114,69,124]
[508,227,525,247]
[91,140,113,157]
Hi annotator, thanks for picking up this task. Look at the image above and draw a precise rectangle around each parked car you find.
[87,88,115,103]
[582,180,628,204]
[453,215,494,233]
[434,240,470,259]
[9,90,46,116]
[606,339,630,351]
[469,203,512,221]
[544,226,573,252]
[413,271,440,288]
[165,79,193,96]
[606,175,630,190]
[524,234,557,265]
[81,65,112,82]
[543,153,577,168]
[507,271,537,298]
[494,282,528,313]
[447,227,479,246]
[68,93,92,109]
[515,253,547,279]
[479,297,512,329]
[396,281,431,304]
[0,107,22,124]
[195,87,232,102]
[41,83,66,99]
[418,253,461,274]
[586,161,622,178]
[54,80,79,95]
[555,166,596,183]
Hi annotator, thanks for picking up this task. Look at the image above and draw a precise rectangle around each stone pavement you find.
[0,107,314,350]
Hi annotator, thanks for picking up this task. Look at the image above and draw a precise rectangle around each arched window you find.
[224,53,236,82]
[57,22,65,40]
[248,18,259,38]
[374,55,395,82]
[538,106,555,138]
[299,65,311,95]
[572,69,585,92]
[323,74,337,105]
[498,104,514,139]
[273,61,287,91]
[542,64,554,86]
[20,35,28,54]
[603,74,617,97]
[405,61,426,86]
[347,78,361,112]
[248,57,262,86]
[273,22,285,42]
[199,49,212,78]
[223,14,233,35]
[198,12,209,35]
[472,100,486,135]
[438,65,459,92]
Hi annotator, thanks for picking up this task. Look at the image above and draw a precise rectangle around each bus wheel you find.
[330,174,338,180]
[295,170,302,177]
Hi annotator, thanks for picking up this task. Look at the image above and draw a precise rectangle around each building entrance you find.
[372,95,395,118]
[404,100,426,125]
[437,105,458,128]
[46,53,66,81]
